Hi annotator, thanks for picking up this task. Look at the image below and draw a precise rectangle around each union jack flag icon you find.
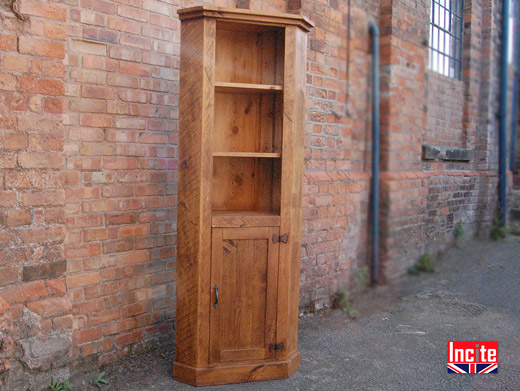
[447,363,498,373]
[447,341,498,374]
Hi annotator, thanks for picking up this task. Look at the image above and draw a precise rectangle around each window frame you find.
[429,0,465,79]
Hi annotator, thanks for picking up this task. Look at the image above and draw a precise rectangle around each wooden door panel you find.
[210,227,279,364]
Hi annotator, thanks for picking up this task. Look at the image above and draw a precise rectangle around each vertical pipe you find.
[369,22,380,284]
[510,1,519,172]
[511,70,518,171]
[499,0,510,225]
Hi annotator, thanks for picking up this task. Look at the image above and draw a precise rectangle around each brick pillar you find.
[0,1,71,388]
[476,0,502,234]
[379,0,431,279]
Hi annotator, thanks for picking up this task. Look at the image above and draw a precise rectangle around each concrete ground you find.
[74,237,520,391]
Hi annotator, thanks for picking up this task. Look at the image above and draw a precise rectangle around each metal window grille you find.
[429,0,465,79]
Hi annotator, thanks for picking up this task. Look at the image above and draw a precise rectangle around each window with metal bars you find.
[429,0,464,79]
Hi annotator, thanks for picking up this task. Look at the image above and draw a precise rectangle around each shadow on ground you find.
[72,237,520,391]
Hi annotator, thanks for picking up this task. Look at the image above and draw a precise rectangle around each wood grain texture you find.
[276,26,307,361]
[173,352,300,386]
[177,6,314,32]
[215,82,283,93]
[213,152,281,158]
[212,210,280,228]
[175,7,310,385]
[209,227,279,364]
[175,16,215,368]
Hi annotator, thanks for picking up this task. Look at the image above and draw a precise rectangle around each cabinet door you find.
[210,227,280,363]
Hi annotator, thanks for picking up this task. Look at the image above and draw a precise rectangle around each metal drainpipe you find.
[510,2,519,172]
[499,0,510,225]
[369,22,380,284]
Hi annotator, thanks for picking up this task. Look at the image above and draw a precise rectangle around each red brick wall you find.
[425,74,465,148]
[63,0,181,364]
[296,0,379,310]
[0,0,512,385]
[0,1,71,387]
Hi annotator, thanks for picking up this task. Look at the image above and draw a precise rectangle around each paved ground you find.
[73,237,520,391]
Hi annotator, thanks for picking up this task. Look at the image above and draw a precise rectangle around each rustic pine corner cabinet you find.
[174,6,313,386]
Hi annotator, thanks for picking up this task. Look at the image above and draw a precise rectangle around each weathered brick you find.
[0,154,16,169]
[119,61,150,77]
[70,69,106,84]
[27,297,71,318]
[80,114,113,128]
[118,224,150,238]
[53,314,73,330]
[7,210,31,227]
[0,267,19,286]
[19,0,67,21]
[103,318,135,336]
[20,226,66,244]
[44,97,64,113]
[0,34,17,51]
[2,55,29,72]
[0,282,47,304]
[104,157,137,170]
[44,23,67,40]
[67,214,103,229]
[108,17,141,34]
[142,0,170,16]
[18,152,62,169]
[72,326,103,344]
[102,185,134,198]
[23,261,66,281]
[0,191,17,207]
[118,5,149,22]
[19,77,65,95]
[120,34,151,50]
[118,250,149,266]
[4,133,28,150]
[67,272,100,288]
[70,39,107,56]
[65,243,101,259]
[114,329,143,347]
[21,190,65,206]
[0,74,17,91]
[18,37,65,59]
[88,308,120,326]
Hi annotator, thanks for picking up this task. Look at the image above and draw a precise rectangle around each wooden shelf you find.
[215,81,283,94]
[213,152,281,158]
[212,210,281,228]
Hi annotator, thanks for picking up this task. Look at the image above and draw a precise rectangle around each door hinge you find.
[269,342,285,352]
[272,233,288,244]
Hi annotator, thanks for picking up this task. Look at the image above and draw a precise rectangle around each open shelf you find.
[215,82,283,94]
[213,92,282,154]
[210,20,283,217]
[215,22,284,85]
[212,156,280,214]
[213,152,281,158]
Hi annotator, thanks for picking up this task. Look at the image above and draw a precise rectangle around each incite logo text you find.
[447,341,498,373]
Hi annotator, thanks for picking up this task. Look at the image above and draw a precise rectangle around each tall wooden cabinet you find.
[174,6,313,386]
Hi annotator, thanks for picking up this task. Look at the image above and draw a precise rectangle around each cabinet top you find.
[177,6,314,32]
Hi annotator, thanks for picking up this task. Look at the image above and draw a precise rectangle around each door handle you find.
[214,285,219,308]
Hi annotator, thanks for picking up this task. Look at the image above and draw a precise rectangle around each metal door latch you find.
[214,285,219,308]
[272,233,288,244]
[269,342,285,352]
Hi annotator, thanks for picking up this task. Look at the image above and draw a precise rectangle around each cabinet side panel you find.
[277,26,307,360]
[176,17,215,368]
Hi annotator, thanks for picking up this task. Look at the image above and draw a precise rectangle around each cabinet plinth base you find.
[173,352,300,386]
